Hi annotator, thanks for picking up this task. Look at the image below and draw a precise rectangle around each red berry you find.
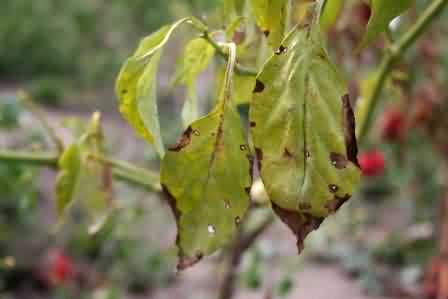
[381,108,404,141]
[47,249,75,284]
[359,150,385,177]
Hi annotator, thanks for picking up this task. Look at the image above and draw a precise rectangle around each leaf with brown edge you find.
[161,44,252,270]
[249,24,361,253]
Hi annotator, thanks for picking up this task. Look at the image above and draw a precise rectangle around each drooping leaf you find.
[249,25,361,252]
[360,0,414,48]
[116,18,191,157]
[161,45,252,270]
[55,113,113,234]
[172,37,216,126]
[55,143,81,217]
[320,0,344,31]
[250,0,288,48]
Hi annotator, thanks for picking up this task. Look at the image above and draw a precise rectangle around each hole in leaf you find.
[235,217,241,225]
[207,224,216,234]
[193,130,200,136]
[224,201,231,209]
[329,184,339,193]
[240,145,247,151]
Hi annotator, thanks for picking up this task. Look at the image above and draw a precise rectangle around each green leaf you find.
[360,0,414,48]
[55,143,81,217]
[161,45,252,270]
[250,0,288,48]
[249,25,361,252]
[55,113,113,234]
[320,0,344,31]
[216,65,256,105]
[172,37,216,126]
[116,18,191,157]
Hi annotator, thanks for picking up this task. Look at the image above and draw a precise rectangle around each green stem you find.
[357,0,447,142]
[0,150,161,192]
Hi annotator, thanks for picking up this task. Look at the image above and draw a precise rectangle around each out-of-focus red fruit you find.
[381,108,404,141]
[359,150,385,177]
[47,249,75,284]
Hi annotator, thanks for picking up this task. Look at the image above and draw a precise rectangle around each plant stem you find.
[357,0,447,141]
[0,150,161,192]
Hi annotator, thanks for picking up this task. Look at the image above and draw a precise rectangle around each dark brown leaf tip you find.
[275,45,287,55]
[330,152,348,169]
[272,203,324,253]
[177,252,203,271]
[169,126,193,152]
[253,80,265,93]
[341,94,360,167]
[325,194,351,214]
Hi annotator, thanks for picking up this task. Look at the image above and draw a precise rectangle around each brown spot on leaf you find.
[250,121,256,128]
[341,94,360,167]
[247,154,254,181]
[325,194,351,214]
[305,151,311,159]
[169,126,193,152]
[275,45,287,55]
[283,148,294,158]
[263,30,270,37]
[121,89,128,94]
[253,80,265,93]
[235,216,241,225]
[330,152,348,169]
[245,187,251,195]
[272,203,324,253]
[255,147,263,170]
[299,202,312,210]
[240,145,247,151]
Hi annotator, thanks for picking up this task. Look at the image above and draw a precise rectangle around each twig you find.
[18,91,64,154]
[0,150,161,192]
[218,214,275,299]
[357,0,448,141]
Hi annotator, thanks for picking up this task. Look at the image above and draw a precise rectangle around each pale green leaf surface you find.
[116,18,190,157]
[320,0,344,31]
[161,49,252,268]
[250,0,288,48]
[250,26,361,251]
[360,0,414,48]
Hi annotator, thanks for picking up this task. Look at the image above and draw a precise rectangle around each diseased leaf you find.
[320,0,344,31]
[249,25,361,252]
[116,18,191,157]
[360,0,414,48]
[216,65,256,105]
[161,45,252,270]
[250,0,288,48]
[172,37,215,126]
[55,143,81,217]
[55,113,113,234]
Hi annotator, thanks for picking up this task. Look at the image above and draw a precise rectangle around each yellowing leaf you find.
[116,18,191,157]
[161,45,252,270]
[360,0,414,48]
[249,25,361,252]
[320,0,344,31]
[250,0,288,48]
[172,37,216,126]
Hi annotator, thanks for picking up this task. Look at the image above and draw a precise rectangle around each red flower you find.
[381,108,404,141]
[359,150,385,177]
[47,249,75,284]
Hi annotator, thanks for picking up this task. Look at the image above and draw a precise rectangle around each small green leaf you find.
[116,18,191,157]
[172,37,215,126]
[320,0,344,31]
[161,45,252,270]
[55,143,81,216]
[360,0,414,48]
[250,25,361,252]
[250,0,288,48]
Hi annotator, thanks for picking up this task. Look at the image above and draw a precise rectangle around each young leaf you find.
[172,37,216,126]
[55,113,113,234]
[55,143,81,217]
[320,0,344,31]
[116,18,191,157]
[360,0,414,48]
[161,44,252,270]
[249,25,361,252]
[250,0,288,48]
